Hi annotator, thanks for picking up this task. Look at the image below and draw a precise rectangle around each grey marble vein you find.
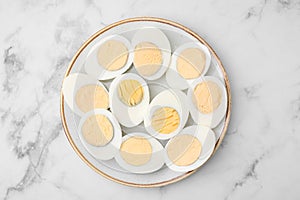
[4,122,61,200]
[3,46,25,93]
[244,0,268,20]
[224,153,266,200]
[243,84,261,99]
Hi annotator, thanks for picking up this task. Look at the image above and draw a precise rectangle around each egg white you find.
[165,125,216,172]
[115,132,165,174]
[131,27,171,80]
[84,35,133,80]
[144,89,189,140]
[109,73,150,127]
[77,109,122,160]
[166,42,211,90]
[62,73,109,116]
[187,76,227,128]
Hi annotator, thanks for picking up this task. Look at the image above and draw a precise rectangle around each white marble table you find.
[0,0,299,199]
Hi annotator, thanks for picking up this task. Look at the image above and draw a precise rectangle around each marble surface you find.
[0,0,300,199]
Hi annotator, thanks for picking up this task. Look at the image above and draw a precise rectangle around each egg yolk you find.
[193,81,222,114]
[75,85,109,113]
[176,48,206,79]
[120,136,152,166]
[81,114,113,146]
[167,134,202,166]
[97,40,129,71]
[133,42,162,76]
[151,107,180,134]
[118,79,144,106]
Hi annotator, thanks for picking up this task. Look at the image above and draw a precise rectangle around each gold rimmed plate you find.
[60,17,231,187]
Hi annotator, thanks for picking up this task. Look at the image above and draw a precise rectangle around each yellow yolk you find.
[193,81,222,114]
[120,136,152,166]
[167,134,202,166]
[97,40,129,71]
[118,79,144,106]
[81,114,113,146]
[133,42,162,76]
[75,85,109,113]
[151,107,180,134]
[176,48,206,79]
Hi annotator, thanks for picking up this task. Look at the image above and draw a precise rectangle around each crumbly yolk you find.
[177,48,206,79]
[75,85,109,113]
[120,136,152,166]
[97,40,129,71]
[167,134,202,166]
[118,79,144,106]
[193,81,222,114]
[133,42,162,76]
[151,107,180,134]
[82,114,113,146]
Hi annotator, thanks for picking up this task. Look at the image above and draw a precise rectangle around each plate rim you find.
[60,16,232,188]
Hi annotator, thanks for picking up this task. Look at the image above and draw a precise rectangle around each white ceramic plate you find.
[60,17,231,187]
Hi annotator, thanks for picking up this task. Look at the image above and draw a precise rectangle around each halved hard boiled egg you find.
[62,73,109,116]
[115,132,165,174]
[166,42,211,90]
[78,109,122,160]
[165,125,216,172]
[109,73,150,127]
[131,27,171,80]
[144,89,189,140]
[187,76,227,128]
[84,35,133,80]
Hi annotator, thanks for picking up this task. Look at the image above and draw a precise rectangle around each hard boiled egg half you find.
[144,89,189,140]
[85,35,133,80]
[62,73,109,116]
[132,27,171,80]
[166,42,211,90]
[109,73,150,127]
[165,125,216,172]
[78,109,122,160]
[187,76,227,128]
[115,132,165,174]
